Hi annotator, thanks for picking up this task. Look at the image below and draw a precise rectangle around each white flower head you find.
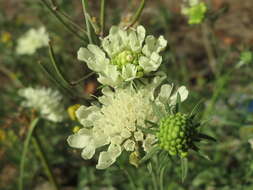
[67,76,188,169]
[19,87,66,122]
[16,26,49,55]
[77,25,167,87]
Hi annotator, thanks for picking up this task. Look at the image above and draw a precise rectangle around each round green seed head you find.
[157,113,197,158]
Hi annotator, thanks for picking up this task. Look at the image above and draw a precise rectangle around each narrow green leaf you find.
[136,125,157,134]
[145,120,159,127]
[190,99,204,117]
[198,133,217,142]
[197,150,211,161]
[175,92,181,113]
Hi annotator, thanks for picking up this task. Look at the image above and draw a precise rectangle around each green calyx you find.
[186,2,207,25]
[111,50,141,69]
[157,113,198,158]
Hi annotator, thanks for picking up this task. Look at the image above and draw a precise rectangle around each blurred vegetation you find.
[1,0,253,189]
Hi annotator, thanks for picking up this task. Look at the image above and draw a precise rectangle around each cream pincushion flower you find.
[67,77,188,169]
[77,25,167,87]
[16,26,49,55]
[19,87,66,122]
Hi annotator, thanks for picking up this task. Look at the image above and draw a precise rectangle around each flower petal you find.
[170,86,189,105]
[76,105,100,127]
[122,64,137,81]
[67,128,92,149]
[123,140,135,151]
[96,151,115,169]
[81,141,96,159]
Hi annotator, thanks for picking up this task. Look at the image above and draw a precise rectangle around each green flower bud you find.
[157,113,198,158]
[183,2,207,25]
[111,50,141,69]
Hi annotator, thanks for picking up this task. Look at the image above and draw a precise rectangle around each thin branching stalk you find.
[126,0,146,29]
[32,131,60,190]
[19,118,40,190]
[48,41,71,89]
[100,0,106,36]
[70,71,95,86]
[48,0,88,34]
[81,0,93,44]
[39,0,88,43]
[38,61,73,98]
[159,166,166,190]
[55,8,88,35]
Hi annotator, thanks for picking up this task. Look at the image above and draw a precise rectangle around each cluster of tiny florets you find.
[157,113,196,158]
[111,50,141,68]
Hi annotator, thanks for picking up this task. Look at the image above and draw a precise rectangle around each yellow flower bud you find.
[68,104,81,120]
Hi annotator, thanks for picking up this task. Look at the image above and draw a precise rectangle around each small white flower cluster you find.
[16,26,49,55]
[78,25,167,87]
[67,25,189,169]
[19,87,66,122]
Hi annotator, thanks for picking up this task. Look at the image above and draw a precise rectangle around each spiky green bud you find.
[157,113,198,158]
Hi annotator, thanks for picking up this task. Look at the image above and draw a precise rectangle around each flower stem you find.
[201,22,217,74]
[19,118,40,190]
[100,0,106,36]
[70,71,95,86]
[81,0,93,44]
[126,0,146,29]
[39,0,88,43]
[32,130,60,190]
[48,41,71,89]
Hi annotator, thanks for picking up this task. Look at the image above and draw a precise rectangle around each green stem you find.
[81,0,93,44]
[32,131,60,190]
[48,42,71,89]
[38,61,74,98]
[201,22,217,75]
[100,0,106,36]
[126,0,146,29]
[54,7,88,35]
[118,165,136,190]
[39,0,88,43]
[147,162,158,190]
[48,0,87,34]
[70,71,95,86]
[19,118,40,190]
